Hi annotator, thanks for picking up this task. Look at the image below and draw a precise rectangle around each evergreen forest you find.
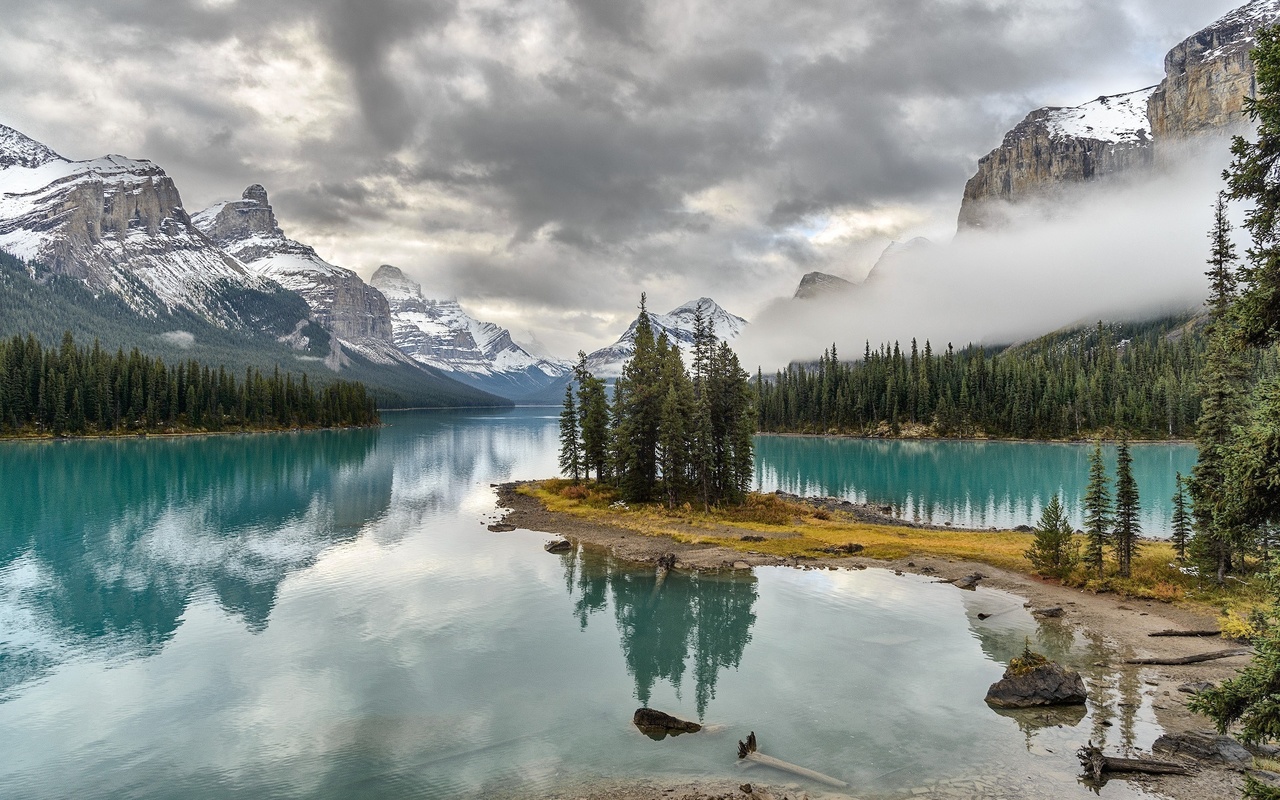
[0,332,379,436]
[756,317,1279,440]
[561,297,755,507]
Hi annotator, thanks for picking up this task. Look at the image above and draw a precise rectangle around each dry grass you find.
[520,481,1268,614]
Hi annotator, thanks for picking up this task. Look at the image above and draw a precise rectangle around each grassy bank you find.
[521,479,1265,624]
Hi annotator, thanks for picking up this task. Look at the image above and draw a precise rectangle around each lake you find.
[756,434,1197,534]
[0,409,1180,798]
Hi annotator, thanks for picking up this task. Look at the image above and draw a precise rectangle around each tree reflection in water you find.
[560,548,758,719]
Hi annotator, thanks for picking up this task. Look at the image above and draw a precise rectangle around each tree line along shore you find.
[0,331,379,438]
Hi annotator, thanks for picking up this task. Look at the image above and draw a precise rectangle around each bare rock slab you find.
[985,662,1087,708]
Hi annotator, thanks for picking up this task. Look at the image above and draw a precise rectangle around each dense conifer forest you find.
[561,297,755,507]
[0,332,378,436]
[754,316,1279,440]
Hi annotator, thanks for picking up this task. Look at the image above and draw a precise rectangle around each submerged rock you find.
[632,708,701,740]
[954,573,984,590]
[544,538,573,553]
[985,660,1087,708]
[1032,607,1065,619]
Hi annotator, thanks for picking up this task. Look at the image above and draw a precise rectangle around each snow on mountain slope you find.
[194,185,410,366]
[1042,87,1156,145]
[584,297,747,379]
[0,124,302,332]
[370,264,570,399]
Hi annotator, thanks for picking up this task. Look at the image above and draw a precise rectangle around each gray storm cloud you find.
[0,0,1251,355]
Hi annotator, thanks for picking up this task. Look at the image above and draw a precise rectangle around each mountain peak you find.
[242,184,269,205]
[0,123,63,170]
[794,271,856,299]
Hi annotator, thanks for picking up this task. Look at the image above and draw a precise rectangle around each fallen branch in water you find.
[1077,742,1193,783]
[1124,649,1250,666]
[736,732,848,788]
[1147,630,1221,638]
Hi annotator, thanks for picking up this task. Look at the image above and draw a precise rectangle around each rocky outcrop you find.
[632,707,702,740]
[194,186,404,363]
[794,271,856,299]
[958,89,1156,230]
[369,264,569,399]
[0,124,309,337]
[1149,0,1280,139]
[1153,731,1252,768]
[959,1,1280,230]
[984,660,1087,708]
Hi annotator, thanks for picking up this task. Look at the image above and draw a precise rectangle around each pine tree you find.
[559,385,581,482]
[1025,494,1078,579]
[1113,435,1141,579]
[1171,472,1192,562]
[1190,192,1251,583]
[1083,439,1112,579]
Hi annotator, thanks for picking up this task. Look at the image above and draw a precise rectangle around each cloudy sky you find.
[0,0,1245,356]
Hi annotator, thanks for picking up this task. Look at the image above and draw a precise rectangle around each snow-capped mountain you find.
[584,297,747,379]
[369,264,570,400]
[0,124,309,337]
[193,186,410,367]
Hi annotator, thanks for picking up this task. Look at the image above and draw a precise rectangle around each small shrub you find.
[812,509,831,521]
[560,484,589,500]
[1007,640,1049,676]
[1221,609,1262,642]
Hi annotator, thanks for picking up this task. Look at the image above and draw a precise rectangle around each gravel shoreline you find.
[493,482,1253,800]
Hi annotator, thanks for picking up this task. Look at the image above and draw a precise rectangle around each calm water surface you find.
[756,435,1197,534]
[0,410,1177,798]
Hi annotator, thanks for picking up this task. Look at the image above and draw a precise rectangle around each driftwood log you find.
[1124,649,1250,666]
[736,732,848,788]
[1147,630,1222,638]
[1077,742,1193,783]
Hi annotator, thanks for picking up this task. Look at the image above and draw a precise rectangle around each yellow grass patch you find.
[520,481,1266,614]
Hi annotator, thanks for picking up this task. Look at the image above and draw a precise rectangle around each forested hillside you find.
[756,316,1277,439]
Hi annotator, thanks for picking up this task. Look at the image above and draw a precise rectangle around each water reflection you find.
[755,436,1197,533]
[0,429,388,696]
[560,549,758,718]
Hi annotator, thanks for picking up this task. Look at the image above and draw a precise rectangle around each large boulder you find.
[632,708,701,740]
[985,658,1087,708]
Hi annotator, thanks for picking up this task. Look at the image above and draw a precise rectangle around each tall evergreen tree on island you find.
[1083,439,1113,579]
[1113,436,1141,579]
[559,385,581,482]
[575,352,610,481]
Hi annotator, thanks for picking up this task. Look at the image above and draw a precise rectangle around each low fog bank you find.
[737,138,1239,372]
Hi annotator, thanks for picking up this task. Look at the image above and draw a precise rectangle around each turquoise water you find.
[0,410,1166,798]
[756,435,1198,534]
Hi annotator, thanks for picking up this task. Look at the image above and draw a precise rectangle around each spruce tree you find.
[574,352,610,481]
[1025,494,1078,579]
[559,385,581,482]
[1113,435,1141,579]
[1083,439,1112,579]
[1171,472,1192,562]
[1190,192,1251,583]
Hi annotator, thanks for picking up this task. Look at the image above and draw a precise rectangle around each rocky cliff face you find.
[794,271,856,299]
[369,264,569,399]
[194,186,403,363]
[959,1,1280,230]
[1149,0,1280,138]
[0,124,309,338]
[958,89,1156,230]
